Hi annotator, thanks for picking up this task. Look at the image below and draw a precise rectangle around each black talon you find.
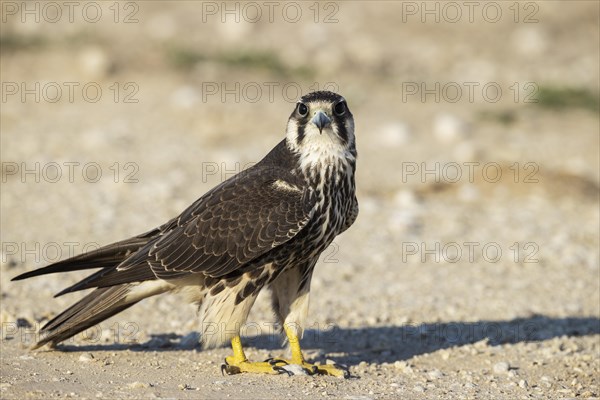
[266,358,288,366]
[333,363,350,378]
[306,365,318,375]
[229,365,242,375]
[273,366,293,376]
[220,361,241,376]
[220,358,231,376]
[333,362,348,370]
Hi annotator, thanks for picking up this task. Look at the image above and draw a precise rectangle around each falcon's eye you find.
[333,101,346,116]
[297,103,308,117]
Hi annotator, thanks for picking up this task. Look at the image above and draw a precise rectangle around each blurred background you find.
[1,1,599,397]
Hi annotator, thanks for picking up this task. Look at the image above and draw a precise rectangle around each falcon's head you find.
[286,91,356,170]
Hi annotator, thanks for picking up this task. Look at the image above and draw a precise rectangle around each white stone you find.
[171,86,200,109]
[511,27,548,56]
[433,113,469,143]
[378,122,411,147]
[493,361,510,374]
[79,47,111,79]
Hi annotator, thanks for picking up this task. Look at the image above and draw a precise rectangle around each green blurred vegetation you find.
[477,110,518,125]
[167,46,314,79]
[480,86,600,123]
[535,86,599,113]
[0,34,47,53]
[1,31,103,53]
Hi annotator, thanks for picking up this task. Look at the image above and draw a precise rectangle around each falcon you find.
[12,91,358,377]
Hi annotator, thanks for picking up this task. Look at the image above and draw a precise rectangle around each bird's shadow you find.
[298,315,600,366]
[42,315,600,367]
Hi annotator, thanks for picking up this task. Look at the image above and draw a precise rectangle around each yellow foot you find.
[221,356,289,376]
[222,335,349,378]
[221,356,349,378]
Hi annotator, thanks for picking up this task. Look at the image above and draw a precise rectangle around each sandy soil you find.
[1,2,599,399]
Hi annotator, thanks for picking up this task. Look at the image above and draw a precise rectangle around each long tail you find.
[11,228,174,349]
[34,282,171,349]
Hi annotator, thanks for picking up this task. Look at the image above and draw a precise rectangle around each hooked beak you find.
[311,111,331,134]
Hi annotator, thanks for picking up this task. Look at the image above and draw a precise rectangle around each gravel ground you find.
[1,2,599,399]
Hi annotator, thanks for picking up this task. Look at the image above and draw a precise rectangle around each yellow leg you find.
[281,324,349,378]
[285,324,305,364]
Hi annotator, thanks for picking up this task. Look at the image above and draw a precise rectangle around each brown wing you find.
[117,165,314,279]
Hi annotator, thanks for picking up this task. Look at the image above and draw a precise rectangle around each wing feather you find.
[117,164,314,279]
[14,140,310,299]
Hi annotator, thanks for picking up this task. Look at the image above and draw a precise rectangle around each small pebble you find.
[78,46,111,79]
[413,385,425,392]
[493,362,510,374]
[128,382,149,389]
[427,369,444,380]
[377,122,411,147]
[433,113,469,143]
[282,364,308,376]
[79,353,94,362]
[519,379,528,388]
[170,86,200,110]
[16,318,32,328]
[394,361,407,370]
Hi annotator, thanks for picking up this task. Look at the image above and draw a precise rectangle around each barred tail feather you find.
[34,282,172,349]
